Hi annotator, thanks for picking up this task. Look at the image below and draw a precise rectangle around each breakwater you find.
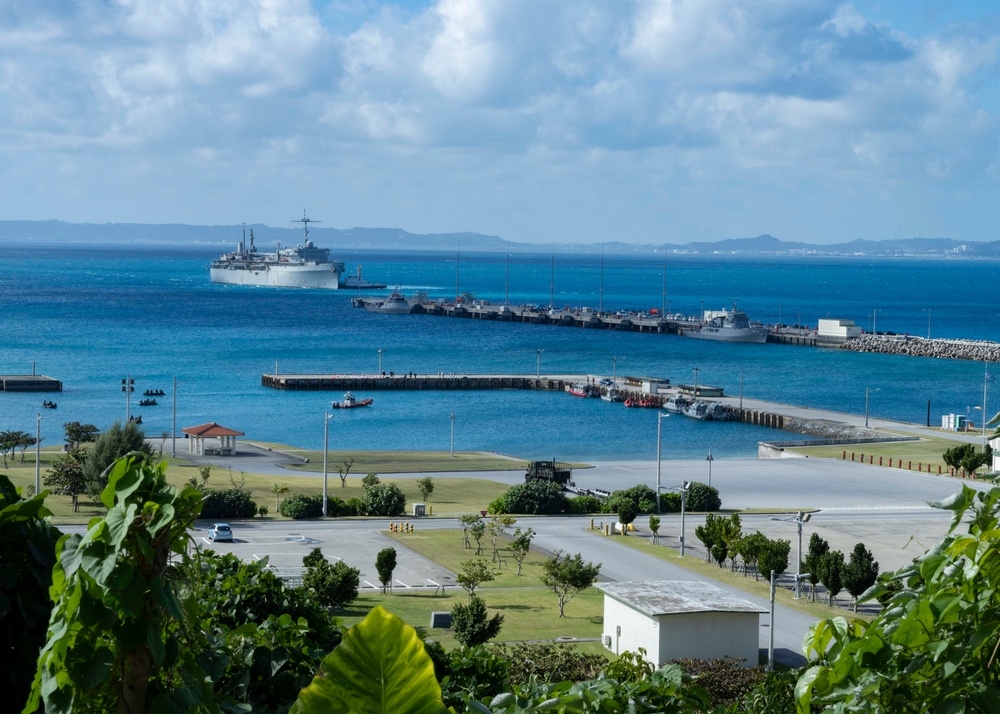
[840,334,1000,362]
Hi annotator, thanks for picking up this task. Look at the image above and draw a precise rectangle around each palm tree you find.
[270,483,290,511]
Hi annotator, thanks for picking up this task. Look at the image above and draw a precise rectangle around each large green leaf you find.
[291,605,446,714]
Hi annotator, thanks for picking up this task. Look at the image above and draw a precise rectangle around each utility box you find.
[430,612,452,628]
[413,503,426,516]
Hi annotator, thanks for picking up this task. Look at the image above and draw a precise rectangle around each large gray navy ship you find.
[211,213,361,289]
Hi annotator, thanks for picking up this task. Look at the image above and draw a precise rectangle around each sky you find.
[1,1,999,245]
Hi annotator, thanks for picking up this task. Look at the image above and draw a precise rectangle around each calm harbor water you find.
[1,242,997,461]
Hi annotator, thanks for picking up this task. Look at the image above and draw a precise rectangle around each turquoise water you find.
[1,243,997,460]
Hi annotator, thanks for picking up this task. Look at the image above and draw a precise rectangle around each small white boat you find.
[601,387,624,403]
[683,401,711,420]
[663,395,691,414]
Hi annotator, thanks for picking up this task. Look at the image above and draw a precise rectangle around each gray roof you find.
[597,580,767,617]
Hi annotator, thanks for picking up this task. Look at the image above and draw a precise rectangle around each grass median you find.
[333,528,607,650]
[1,452,512,523]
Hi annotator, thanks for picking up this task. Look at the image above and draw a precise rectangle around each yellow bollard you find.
[605,524,610,536]
[429,505,433,516]
[590,518,594,530]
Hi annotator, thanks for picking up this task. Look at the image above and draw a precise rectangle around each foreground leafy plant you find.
[291,605,447,713]
[797,485,1000,712]
[25,454,214,713]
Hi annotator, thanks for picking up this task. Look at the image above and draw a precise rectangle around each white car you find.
[208,523,233,542]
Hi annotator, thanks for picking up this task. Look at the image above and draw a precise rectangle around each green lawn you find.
[1,453,511,524]
[336,588,605,650]
[329,528,608,649]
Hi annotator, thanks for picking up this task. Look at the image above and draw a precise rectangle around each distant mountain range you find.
[2,219,998,258]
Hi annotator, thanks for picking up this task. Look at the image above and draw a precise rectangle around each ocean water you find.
[1,242,997,461]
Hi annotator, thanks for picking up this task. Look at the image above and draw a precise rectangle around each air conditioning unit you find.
[602,635,612,647]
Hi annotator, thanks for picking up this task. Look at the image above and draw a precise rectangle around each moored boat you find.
[663,395,691,414]
[365,291,413,315]
[687,305,768,343]
[566,382,600,397]
[331,392,374,409]
[683,401,711,420]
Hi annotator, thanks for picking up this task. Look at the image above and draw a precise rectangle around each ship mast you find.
[292,210,320,243]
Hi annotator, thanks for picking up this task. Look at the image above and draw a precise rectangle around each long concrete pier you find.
[354,297,1000,360]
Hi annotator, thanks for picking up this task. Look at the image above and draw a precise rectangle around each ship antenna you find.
[292,209,320,243]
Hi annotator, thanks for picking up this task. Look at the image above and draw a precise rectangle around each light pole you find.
[655,412,669,512]
[770,511,812,599]
[926,308,931,339]
[450,411,455,456]
[536,349,543,380]
[692,367,699,399]
[377,348,383,376]
[322,411,334,517]
[612,356,617,383]
[668,481,691,556]
[865,386,880,428]
[705,451,714,487]
[35,412,41,494]
[121,374,134,422]
[171,376,188,457]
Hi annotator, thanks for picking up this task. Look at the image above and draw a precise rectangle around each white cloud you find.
[0,0,999,243]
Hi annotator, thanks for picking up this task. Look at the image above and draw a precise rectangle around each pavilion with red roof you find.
[181,422,245,456]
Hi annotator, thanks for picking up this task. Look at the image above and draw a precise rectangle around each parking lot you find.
[195,521,456,593]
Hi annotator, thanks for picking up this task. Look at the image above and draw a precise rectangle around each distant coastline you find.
[1,219,999,259]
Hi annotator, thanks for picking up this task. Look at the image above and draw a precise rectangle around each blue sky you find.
[2,0,999,245]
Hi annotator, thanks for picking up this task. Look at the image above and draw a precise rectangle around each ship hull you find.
[210,264,343,289]
[687,327,767,343]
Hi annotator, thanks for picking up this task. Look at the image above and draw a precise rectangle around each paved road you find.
[126,428,993,667]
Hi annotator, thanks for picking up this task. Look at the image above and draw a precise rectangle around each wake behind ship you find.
[210,213,349,289]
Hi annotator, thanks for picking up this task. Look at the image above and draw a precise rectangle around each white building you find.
[817,319,863,341]
[597,581,766,666]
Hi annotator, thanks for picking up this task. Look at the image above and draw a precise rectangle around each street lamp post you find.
[536,349,543,380]
[323,412,334,517]
[673,481,691,556]
[656,412,669,512]
[706,451,714,487]
[865,387,880,428]
[35,412,41,494]
[692,367,699,399]
[121,374,134,422]
[377,348,383,376]
[612,356,617,383]
[770,511,812,598]
[171,376,188,457]
[450,411,455,457]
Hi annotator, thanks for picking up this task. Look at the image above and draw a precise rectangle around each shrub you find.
[279,493,323,519]
[490,481,567,515]
[362,483,406,516]
[670,657,768,707]
[424,642,509,711]
[660,492,681,513]
[200,487,258,519]
[566,495,603,514]
[493,642,607,687]
[451,594,504,647]
[278,494,352,519]
[686,482,721,512]
[345,497,364,515]
[302,559,360,609]
[603,484,659,515]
